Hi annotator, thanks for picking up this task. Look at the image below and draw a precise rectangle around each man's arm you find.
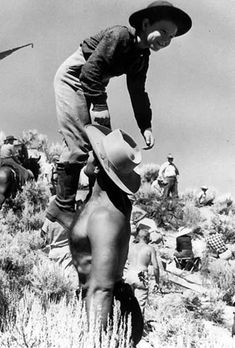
[126,51,154,148]
[173,164,179,176]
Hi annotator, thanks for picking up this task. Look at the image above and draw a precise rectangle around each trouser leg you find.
[162,180,171,199]
[172,179,178,198]
[46,50,91,230]
[46,162,84,230]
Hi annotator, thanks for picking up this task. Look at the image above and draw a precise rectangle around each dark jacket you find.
[79,25,152,133]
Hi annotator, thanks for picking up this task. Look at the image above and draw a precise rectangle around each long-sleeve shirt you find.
[159,161,179,179]
[79,25,152,133]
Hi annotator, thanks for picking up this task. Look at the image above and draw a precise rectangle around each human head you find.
[201,186,208,192]
[129,1,192,51]
[85,125,142,194]
[83,151,100,180]
[136,227,150,243]
[5,135,17,144]
[167,153,174,163]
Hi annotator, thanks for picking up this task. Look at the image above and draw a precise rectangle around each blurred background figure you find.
[198,186,214,207]
[158,154,179,199]
[206,229,233,260]
[125,227,160,315]
[0,135,20,163]
[174,227,194,259]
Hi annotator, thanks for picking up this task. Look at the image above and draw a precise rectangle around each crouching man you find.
[69,125,143,346]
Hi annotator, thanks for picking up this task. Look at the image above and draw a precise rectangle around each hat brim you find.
[175,227,193,238]
[129,6,192,36]
[86,125,141,195]
[201,187,208,191]
[6,137,17,141]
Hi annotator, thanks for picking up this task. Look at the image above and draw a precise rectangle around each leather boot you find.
[46,162,84,230]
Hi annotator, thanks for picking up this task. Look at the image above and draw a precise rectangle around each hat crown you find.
[147,1,173,9]
[6,135,16,141]
[101,129,141,175]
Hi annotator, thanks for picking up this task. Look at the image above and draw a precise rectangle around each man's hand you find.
[143,128,155,149]
[90,109,111,128]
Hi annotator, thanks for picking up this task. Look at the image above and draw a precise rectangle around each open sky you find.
[1,0,235,196]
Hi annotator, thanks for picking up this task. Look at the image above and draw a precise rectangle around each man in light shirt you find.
[0,135,19,162]
[158,153,179,199]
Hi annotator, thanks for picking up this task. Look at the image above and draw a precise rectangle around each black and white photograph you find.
[0,1,235,347]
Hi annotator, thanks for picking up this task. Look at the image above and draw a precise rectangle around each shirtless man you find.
[69,125,143,345]
[126,227,160,315]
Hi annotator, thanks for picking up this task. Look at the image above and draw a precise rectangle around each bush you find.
[206,259,235,305]
[138,163,160,184]
[27,255,74,304]
[0,230,44,282]
[1,180,50,233]
[210,213,235,243]
[0,291,132,348]
[182,201,204,227]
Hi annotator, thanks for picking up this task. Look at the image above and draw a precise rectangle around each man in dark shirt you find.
[46,1,192,229]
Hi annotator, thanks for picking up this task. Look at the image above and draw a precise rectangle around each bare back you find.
[128,242,155,273]
[70,173,132,287]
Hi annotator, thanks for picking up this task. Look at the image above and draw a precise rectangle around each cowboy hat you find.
[137,217,157,233]
[131,205,148,223]
[85,125,142,194]
[5,135,17,141]
[175,226,193,238]
[129,1,192,37]
[201,186,208,191]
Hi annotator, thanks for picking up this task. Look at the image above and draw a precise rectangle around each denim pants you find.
[54,47,91,164]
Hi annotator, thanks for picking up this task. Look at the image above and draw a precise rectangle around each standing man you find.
[45,1,192,230]
[125,227,160,315]
[69,125,143,346]
[158,153,179,199]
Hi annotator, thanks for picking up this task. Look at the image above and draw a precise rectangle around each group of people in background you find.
[5,0,230,344]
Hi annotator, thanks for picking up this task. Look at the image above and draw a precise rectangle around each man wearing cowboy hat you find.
[198,186,214,207]
[0,135,18,161]
[158,153,179,199]
[46,1,192,231]
[69,125,143,346]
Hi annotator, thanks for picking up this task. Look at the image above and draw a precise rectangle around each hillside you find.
[0,170,235,347]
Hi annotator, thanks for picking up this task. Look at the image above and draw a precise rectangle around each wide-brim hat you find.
[175,226,193,238]
[167,153,174,159]
[129,1,192,37]
[5,135,17,141]
[201,186,208,191]
[131,205,147,223]
[85,125,142,195]
[137,217,157,233]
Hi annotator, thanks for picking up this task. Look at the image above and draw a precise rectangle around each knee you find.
[88,279,115,298]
